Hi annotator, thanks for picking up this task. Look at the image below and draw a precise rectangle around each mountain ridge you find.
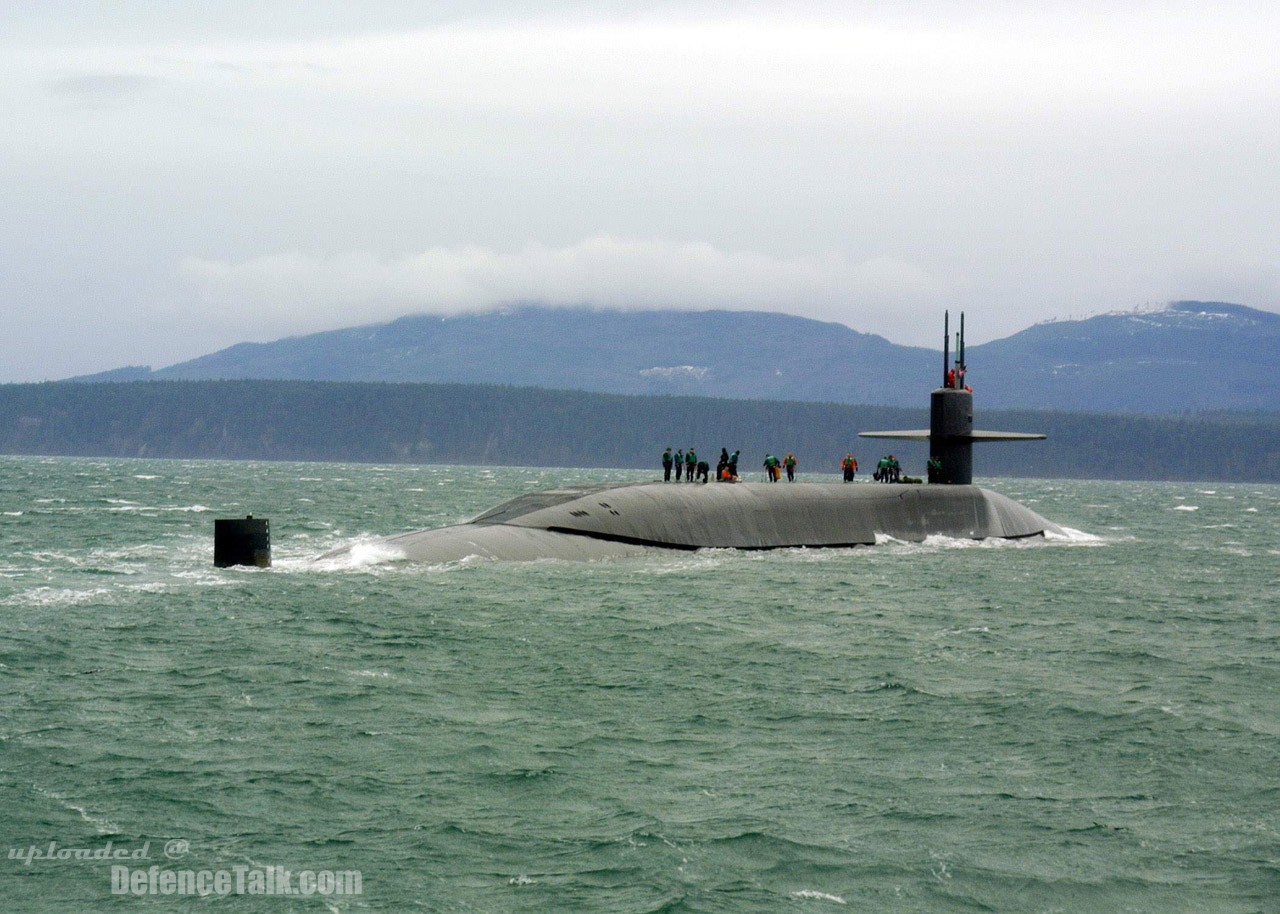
[68,301,1280,414]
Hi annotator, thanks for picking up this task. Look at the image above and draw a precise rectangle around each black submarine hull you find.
[322,481,1063,564]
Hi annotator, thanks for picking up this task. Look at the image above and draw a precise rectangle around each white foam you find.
[172,570,239,586]
[782,547,843,563]
[920,533,991,549]
[874,531,1061,551]
[1173,505,1199,512]
[311,538,408,571]
[123,582,172,594]
[877,527,1104,549]
[1,586,112,607]
[639,549,744,574]
[791,889,847,904]
[33,787,118,835]
[942,625,991,636]
[1046,526,1105,543]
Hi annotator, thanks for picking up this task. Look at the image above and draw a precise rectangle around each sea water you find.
[1,456,1277,912]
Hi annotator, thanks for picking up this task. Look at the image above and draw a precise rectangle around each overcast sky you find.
[3,1,1278,380]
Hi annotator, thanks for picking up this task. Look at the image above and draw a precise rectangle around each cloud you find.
[202,17,1279,125]
[179,237,944,337]
[45,72,161,105]
[1148,256,1280,313]
[4,3,1279,379]
[30,8,1280,128]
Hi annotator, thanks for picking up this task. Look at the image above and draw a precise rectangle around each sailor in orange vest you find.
[841,453,857,482]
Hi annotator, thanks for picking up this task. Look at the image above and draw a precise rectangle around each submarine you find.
[321,313,1062,564]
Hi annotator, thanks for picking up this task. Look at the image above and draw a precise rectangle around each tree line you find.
[1,380,1277,482]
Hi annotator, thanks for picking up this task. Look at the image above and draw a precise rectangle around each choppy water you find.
[2,456,1277,912]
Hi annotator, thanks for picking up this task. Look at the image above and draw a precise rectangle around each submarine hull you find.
[322,482,1062,564]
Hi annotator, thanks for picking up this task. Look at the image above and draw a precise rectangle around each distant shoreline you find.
[2,379,1277,483]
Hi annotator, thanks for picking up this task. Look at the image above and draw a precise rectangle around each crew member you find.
[841,453,857,483]
[784,452,797,482]
[662,447,674,482]
[674,449,684,481]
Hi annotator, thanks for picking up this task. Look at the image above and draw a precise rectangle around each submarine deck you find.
[336,481,1062,564]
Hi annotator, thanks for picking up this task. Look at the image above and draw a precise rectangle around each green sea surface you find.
[1,456,1277,912]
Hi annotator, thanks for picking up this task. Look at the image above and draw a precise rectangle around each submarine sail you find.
[860,311,1044,485]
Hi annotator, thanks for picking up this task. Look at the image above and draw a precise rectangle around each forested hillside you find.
[5,381,1278,482]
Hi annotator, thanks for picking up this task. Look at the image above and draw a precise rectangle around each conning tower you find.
[860,312,1045,485]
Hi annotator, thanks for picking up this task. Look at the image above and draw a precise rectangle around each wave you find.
[1045,525,1105,544]
[104,504,212,513]
[33,785,118,836]
[875,531,1098,551]
[302,537,408,572]
[1,586,112,608]
[791,889,847,904]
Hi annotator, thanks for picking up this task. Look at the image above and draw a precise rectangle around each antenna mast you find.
[943,311,950,387]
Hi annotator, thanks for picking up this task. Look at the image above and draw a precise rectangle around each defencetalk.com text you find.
[111,865,362,897]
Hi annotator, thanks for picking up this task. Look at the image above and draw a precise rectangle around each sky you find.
[3,1,1279,381]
